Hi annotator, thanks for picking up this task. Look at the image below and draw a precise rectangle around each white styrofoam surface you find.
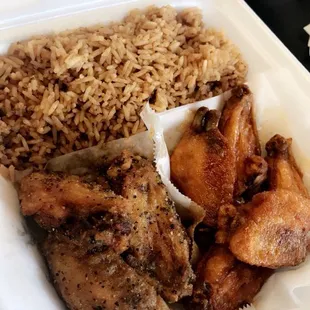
[0,0,119,27]
[0,178,64,310]
[1,1,310,309]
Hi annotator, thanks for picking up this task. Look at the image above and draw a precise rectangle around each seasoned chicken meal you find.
[19,152,194,309]
[18,84,310,310]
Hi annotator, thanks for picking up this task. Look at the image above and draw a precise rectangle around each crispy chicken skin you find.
[19,152,194,307]
[171,108,235,227]
[43,234,169,310]
[20,172,130,229]
[189,246,271,310]
[219,85,267,199]
[229,135,310,268]
[107,152,194,302]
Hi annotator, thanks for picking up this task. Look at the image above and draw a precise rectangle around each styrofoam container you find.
[1,1,310,310]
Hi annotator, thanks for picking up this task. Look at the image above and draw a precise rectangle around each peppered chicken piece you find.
[229,135,310,268]
[19,152,194,307]
[189,246,271,310]
[170,108,235,227]
[19,172,131,229]
[43,234,169,310]
[219,85,268,200]
[107,152,194,302]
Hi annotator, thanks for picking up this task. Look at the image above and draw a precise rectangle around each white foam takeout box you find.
[1,1,310,310]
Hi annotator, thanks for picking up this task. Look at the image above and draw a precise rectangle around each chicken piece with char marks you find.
[20,172,130,230]
[107,152,194,302]
[229,135,310,268]
[171,108,235,227]
[43,233,169,310]
[19,152,194,309]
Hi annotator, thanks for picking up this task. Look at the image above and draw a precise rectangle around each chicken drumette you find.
[19,172,131,230]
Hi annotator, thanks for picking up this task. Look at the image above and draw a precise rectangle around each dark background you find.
[246,0,310,72]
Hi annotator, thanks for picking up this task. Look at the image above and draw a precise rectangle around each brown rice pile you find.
[0,6,247,170]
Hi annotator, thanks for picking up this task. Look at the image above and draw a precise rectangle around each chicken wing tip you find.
[192,108,221,133]
[232,84,251,97]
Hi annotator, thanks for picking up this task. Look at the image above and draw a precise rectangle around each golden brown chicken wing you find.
[171,108,235,227]
[229,135,310,268]
[43,234,169,310]
[107,152,194,302]
[219,85,267,199]
[189,246,271,310]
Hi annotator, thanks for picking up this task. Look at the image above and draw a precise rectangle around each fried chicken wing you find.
[219,85,267,199]
[19,172,131,229]
[189,246,271,310]
[43,234,169,310]
[107,152,194,302]
[229,135,310,268]
[171,108,235,227]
